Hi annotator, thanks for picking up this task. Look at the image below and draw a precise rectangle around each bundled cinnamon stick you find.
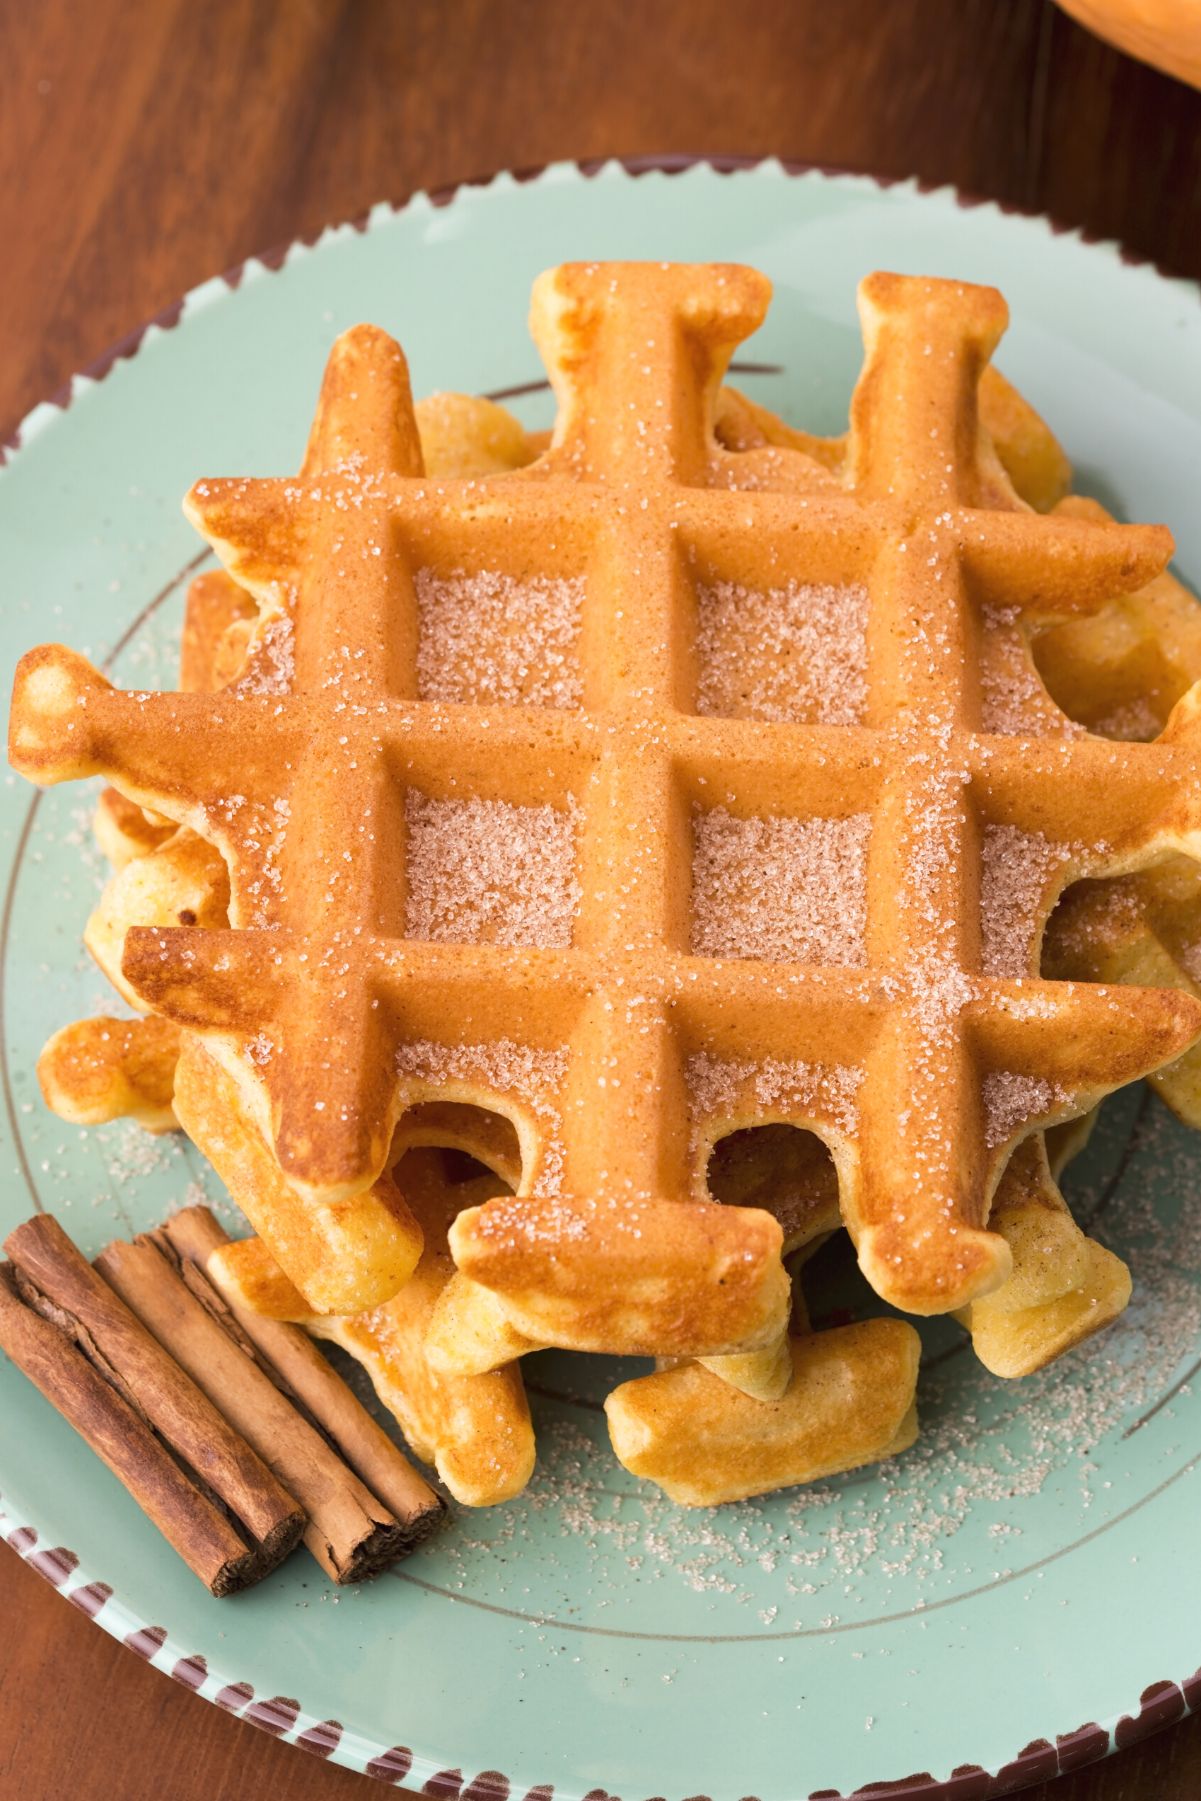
[97,1206,442,1579]
[0,1215,303,1596]
[161,1207,442,1537]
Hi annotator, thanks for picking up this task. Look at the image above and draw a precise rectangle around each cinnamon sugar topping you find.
[415,569,584,709]
[405,794,581,948]
[688,1051,862,1135]
[980,824,1075,978]
[983,1070,1072,1147]
[695,580,868,725]
[691,809,870,965]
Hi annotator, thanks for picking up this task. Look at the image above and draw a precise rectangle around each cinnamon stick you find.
[161,1206,442,1544]
[97,1214,440,1580]
[0,1218,303,1596]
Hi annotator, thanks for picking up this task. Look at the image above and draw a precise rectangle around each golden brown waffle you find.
[1035,504,1201,1127]
[179,569,257,694]
[67,374,1172,1393]
[172,1033,424,1315]
[702,403,1201,1368]
[72,622,1136,1390]
[66,586,1096,1391]
[85,828,229,1010]
[715,364,1074,516]
[1045,857,1201,1125]
[94,786,175,868]
[37,1015,180,1132]
[955,1132,1131,1377]
[160,407,1201,1157]
[26,322,1199,1507]
[1035,498,1201,738]
[411,391,538,481]
[27,302,1192,1510]
[207,1148,536,1507]
[605,1320,919,1506]
[207,1127,917,1507]
[11,264,1201,1344]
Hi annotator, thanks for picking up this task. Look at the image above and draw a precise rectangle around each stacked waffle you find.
[12,263,1201,1508]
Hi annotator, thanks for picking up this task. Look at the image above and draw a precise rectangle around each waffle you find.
[447,349,1196,1389]
[1035,497,1201,737]
[205,1147,536,1507]
[178,569,257,694]
[1045,857,1201,1125]
[714,363,1074,516]
[605,1320,920,1506]
[57,460,1161,1396]
[955,1131,1131,1378]
[187,1057,1113,1498]
[85,827,229,1010]
[37,1015,180,1132]
[20,267,1201,1508]
[41,407,548,1493]
[207,1127,917,1507]
[684,432,1158,1379]
[94,785,175,868]
[12,265,1201,1356]
[699,403,1201,1370]
[101,406,1201,1152]
[1036,504,1201,1126]
[171,1031,424,1314]
[411,391,537,481]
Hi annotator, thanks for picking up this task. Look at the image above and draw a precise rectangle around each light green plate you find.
[2,160,1201,1801]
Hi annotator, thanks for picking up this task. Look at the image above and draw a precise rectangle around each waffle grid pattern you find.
[12,263,1201,1316]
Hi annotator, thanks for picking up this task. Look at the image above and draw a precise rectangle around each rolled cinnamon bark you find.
[0,1218,303,1595]
[160,1206,442,1543]
[97,1214,440,1579]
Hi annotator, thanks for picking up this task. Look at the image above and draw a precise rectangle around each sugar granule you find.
[230,615,295,697]
[691,809,870,965]
[415,568,584,709]
[980,824,1072,978]
[688,1052,861,1136]
[983,1071,1072,1147]
[405,793,581,949]
[695,580,867,726]
[1088,693,1165,742]
[980,609,1090,739]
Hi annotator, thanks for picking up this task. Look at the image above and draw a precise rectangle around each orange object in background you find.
[1057,0,1201,87]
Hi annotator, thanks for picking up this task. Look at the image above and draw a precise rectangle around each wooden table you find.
[2,3,1200,1796]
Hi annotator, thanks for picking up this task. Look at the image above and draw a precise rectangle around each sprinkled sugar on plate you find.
[2,159,1200,1800]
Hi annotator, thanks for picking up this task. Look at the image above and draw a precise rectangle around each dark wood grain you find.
[4,0,1201,438]
[0,1545,374,1800]
[2,1,1201,1796]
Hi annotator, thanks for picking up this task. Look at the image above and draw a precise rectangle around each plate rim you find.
[3,149,1197,463]
[3,152,1201,1801]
